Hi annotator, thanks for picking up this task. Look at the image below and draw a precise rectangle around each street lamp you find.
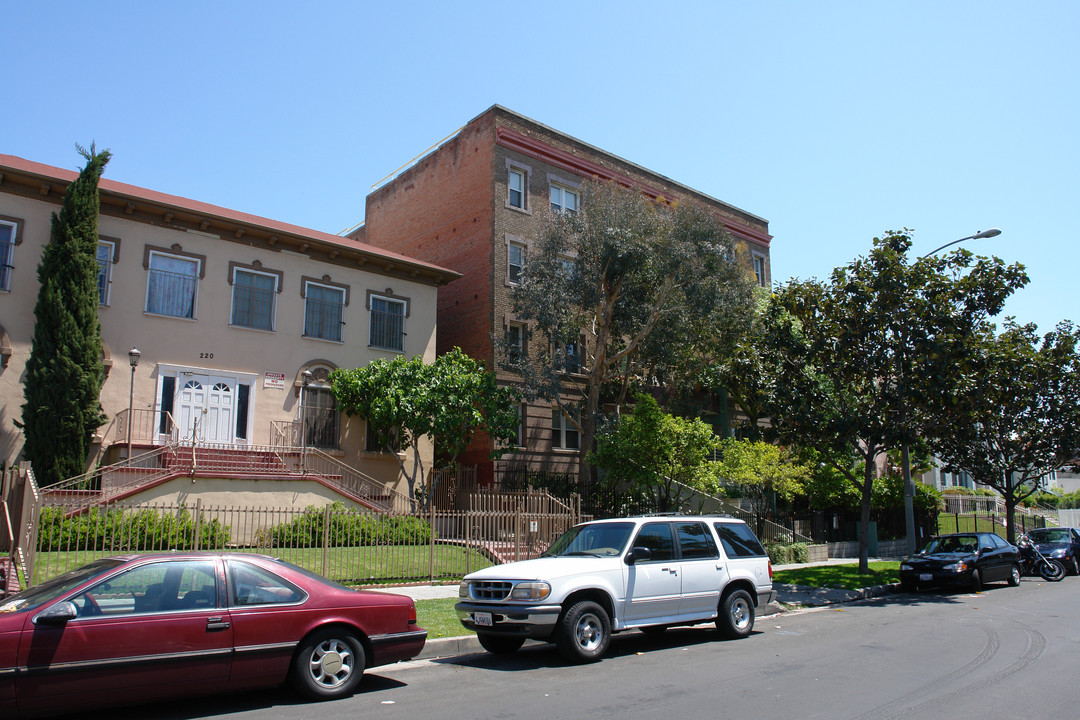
[127,347,141,465]
[903,228,1003,555]
[919,228,1001,259]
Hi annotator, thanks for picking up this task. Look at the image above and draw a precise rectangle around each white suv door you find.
[673,520,725,616]
[624,522,682,622]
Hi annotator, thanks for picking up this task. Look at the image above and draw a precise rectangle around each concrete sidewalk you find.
[379,557,900,660]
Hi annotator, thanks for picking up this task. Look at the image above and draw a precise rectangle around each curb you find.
[413,584,901,661]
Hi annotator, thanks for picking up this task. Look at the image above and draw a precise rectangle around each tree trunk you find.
[857,457,875,574]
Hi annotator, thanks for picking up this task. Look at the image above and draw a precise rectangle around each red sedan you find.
[0,553,426,717]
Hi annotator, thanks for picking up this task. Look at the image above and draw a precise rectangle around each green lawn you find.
[773,562,900,590]
[415,597,474,639]
[31,544,495,586]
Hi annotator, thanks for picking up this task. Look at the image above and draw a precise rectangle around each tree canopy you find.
[505,179,755,488]
[21,144,111,486]
[711,438,808,531]
[761,230,1027,571]
[589,393,722,511]
[330,348,520,507]
[929,320,1080,543]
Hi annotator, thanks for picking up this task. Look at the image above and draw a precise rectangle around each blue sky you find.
[5,1,1076,333]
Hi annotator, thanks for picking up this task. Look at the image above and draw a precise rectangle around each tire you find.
[1039,559,1066,582]
[716,589,755,639]
[1007,564,1021,587]
[477,633,525,655]
[969,570,982,593]
[555,601,611,663]
[291,628,366,700]
[1069,557,1080,576]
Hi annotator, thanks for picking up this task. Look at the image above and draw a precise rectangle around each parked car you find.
[456,515,776,663]
[899,532,1021,593]
[1023,527,1080,575]
[0,553,426,717]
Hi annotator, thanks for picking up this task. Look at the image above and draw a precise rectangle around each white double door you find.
[175,374,236,444]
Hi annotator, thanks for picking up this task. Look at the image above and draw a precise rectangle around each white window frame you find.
[303,280,346,342]
[552,407,581,451]
[230,267,278,332]
[368,294,407,352]
[505,159,532,213]
[508,241,526,285]
[752,252,767,288]
[96,239,116,306]
[145,250,201,319]
[0,218,19,292]
[549,177,580,214]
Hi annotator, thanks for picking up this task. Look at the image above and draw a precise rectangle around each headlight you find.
[943,562,967,572]
[900,564,912,571]
[1051,549,1066,558]
[458,581,470,598]
[510,582,551,601]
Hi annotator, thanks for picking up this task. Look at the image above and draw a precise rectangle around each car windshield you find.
[1028,529,1070,543]
[542,522,634,557]
[0,558,124,614]
[925,536,979,554]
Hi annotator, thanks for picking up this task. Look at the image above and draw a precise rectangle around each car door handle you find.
[206,617,231,631]
[660,567,678,575]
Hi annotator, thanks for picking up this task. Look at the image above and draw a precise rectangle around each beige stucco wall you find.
[0,187,438,498]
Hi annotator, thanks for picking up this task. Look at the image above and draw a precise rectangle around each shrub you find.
[267,502,434,547]
[37,505,230,551]
[765,541,809,565]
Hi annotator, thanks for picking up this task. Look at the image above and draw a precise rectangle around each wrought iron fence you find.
[26,494,582,588]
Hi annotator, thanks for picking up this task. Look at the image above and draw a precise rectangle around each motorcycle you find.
[1017,534,1067,581]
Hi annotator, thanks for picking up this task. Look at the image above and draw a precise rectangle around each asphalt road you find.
[78,575,1078,720]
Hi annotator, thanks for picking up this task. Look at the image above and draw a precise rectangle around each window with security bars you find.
[369,296,405,351]
[0,221,16,291]
[231,269,277,331]
[304,282,344,341]
[146,252,199,318]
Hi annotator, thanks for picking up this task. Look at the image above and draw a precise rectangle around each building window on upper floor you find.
[752,253,767,288]
[0,217,20,292]
[231,267,278,331]
[550,184,579,214]
[96,240,116,306]
[551,407,580,451]
[508,242,525,284]
[369,295,406,352]
[509,168,526,209]
[146,250,200,319]
[506,321,526,363]
[562,339,584,374]
[303,280,345,342]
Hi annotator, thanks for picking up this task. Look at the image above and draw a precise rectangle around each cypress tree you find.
[21,144,111,486]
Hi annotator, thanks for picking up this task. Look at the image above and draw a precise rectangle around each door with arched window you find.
[176,375,235,444]
[301,386,338,449]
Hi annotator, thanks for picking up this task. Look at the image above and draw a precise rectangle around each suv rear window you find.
[714,522,766,558]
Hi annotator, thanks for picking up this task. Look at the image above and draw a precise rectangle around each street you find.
[78,576,1076,720]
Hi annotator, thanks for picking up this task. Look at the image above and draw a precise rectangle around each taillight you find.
[408,602,418,625]
[768,561,774,580]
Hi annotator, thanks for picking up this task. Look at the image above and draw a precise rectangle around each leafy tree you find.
[590,394,722,511]
[506,179,754,489]
[762,231,1026,572]
[930,320,1080,543]
[330,348,520,507]
[711,439,808,533]
[21,144,111,486]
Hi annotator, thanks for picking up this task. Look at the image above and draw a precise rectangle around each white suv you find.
[456,515,776,663]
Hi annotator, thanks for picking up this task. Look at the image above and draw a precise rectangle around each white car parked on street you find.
[456,515,776,663]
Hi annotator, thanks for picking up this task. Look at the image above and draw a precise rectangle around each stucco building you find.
[353,106,772,484]
[0,153,458,501]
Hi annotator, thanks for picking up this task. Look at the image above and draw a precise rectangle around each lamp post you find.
[902,228,1002,555]
[300,369,313,472]
[127,347,141,465]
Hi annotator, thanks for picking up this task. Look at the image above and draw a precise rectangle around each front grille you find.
[469,580,513,600]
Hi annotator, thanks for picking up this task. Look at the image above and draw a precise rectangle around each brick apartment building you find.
[353,106,772,485]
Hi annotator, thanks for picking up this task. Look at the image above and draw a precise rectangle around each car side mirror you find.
[980,546,993,555]
[35,601,78,625]
[626,546,651,566]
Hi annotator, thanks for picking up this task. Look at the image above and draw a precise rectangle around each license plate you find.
[920,573,932,581]
[474,611,493,627]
